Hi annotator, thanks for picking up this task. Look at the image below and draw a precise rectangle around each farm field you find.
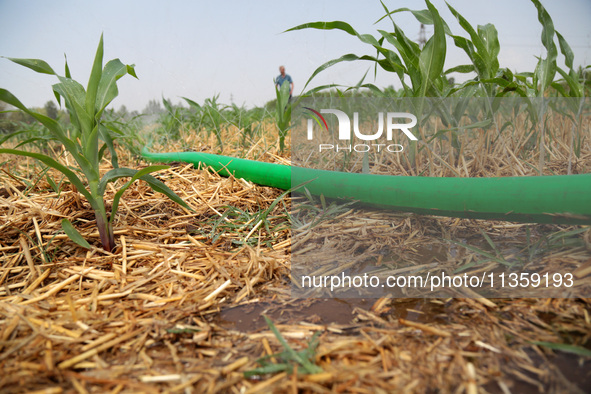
[1,0,591,392]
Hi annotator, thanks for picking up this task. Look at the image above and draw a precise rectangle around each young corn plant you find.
[0,35,190,252]
[203,95,227,152]
[159,97,185,142]
[547,10,588,174]
[274,81,292,153]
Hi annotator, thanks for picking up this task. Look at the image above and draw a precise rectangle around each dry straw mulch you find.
[1,131,590,393]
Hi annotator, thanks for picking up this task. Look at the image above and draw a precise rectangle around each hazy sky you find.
[1,0,590,112]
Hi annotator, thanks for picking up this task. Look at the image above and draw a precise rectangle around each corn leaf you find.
[140,174,192,210]
[0,88,78,154]
[61,219,92,249]
[182,97,202,110]
[105,165,171,221]
[4,57,56,75]
[444,64,475,74]
[555,31,574,71]
[64,54,72,78]
[376,4,452,35]
[0,148,94,207]
[478,23,500,75]
[446,3,488,62]
[98,166,190,211]
[98,124,119,168]
[418,0,446,96]
[286,21,380,48]
[85,33,104,118]
[53,77,91,137]
[555,67,583,98]
[96,59,136,113]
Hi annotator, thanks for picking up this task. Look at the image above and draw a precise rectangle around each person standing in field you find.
[275,66,294,101]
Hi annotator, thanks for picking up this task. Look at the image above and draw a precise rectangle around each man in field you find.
[275,66,294,101]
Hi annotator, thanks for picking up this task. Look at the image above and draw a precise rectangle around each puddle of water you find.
[216,299,371,331]
[215,299,589,390]
[215,298,448,332]
[482,347,591,393]
[390,299,448,324]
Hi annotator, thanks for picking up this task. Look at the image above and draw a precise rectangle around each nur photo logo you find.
[304,107,418,153]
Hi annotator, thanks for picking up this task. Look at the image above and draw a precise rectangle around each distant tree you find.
[44,100,58,119]
[10,109,35,123]
[143,99,163,115]
[116,105,129,119]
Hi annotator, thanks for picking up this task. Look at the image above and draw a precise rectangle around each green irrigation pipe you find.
[141,148,591,225]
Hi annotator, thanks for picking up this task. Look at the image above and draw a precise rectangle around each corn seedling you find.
[274,80,292,153]
[0,35,190,252]
[203,95,227,151]
[158,97,186,143]
[227,103,263,149]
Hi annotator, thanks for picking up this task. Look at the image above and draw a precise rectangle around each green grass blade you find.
[0,129,32,145]
[531,341,591,357]
[479,229,503,258]
[244,363,292,378]
[531,0,555,51]
[46,174,59,194]
[61,219,92,249]
[263,316,322,374]
[446,239,511,267]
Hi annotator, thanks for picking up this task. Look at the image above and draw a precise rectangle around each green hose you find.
[141,148,591,225]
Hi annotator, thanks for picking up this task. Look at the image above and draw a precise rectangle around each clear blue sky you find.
[1,0,589,112]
